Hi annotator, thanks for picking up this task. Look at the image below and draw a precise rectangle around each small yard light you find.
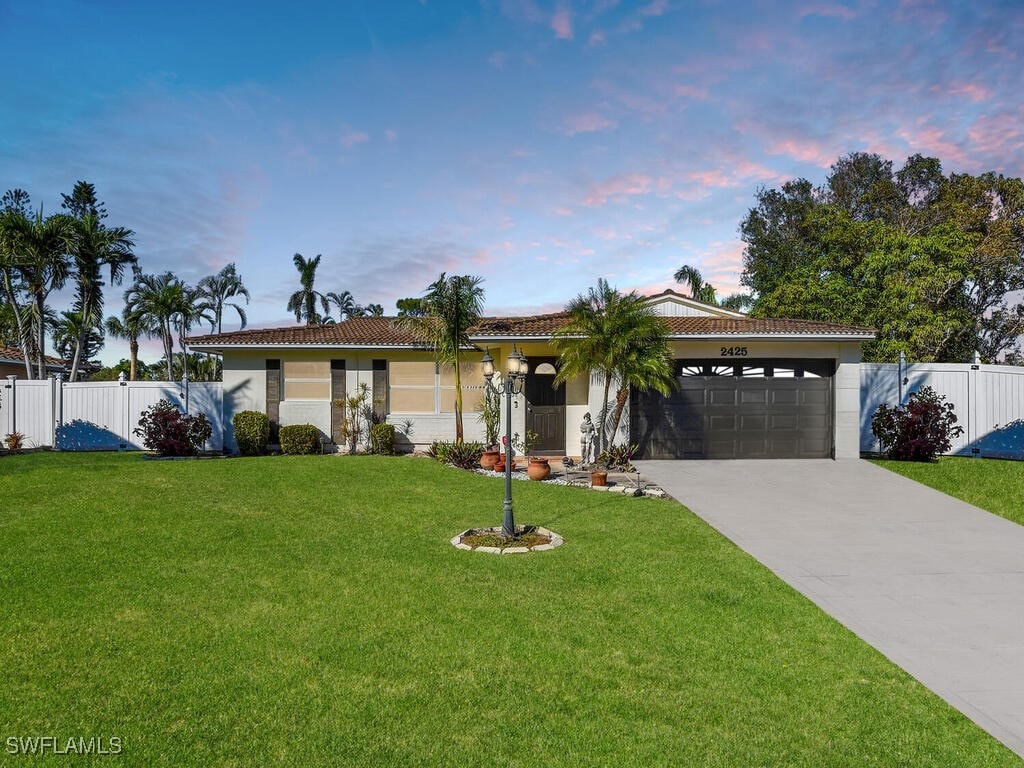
[483,344,529,538]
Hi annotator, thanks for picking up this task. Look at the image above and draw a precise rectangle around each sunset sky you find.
[2,0,1022,364]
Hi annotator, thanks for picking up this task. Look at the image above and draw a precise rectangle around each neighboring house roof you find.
[187,309,875,351]
[0,345,66,369]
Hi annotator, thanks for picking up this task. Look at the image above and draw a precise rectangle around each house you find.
[0,345,66,379]
[187,290,873,459]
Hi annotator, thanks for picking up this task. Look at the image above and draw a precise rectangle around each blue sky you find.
[2,0,1022,364]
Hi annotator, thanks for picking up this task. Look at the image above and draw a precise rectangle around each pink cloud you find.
[674,84,708,100]
[931,81,992,103]
[588,30,606,46]
[551,6,573,39]
[797,3,856,20]
[640,0,669,16]
[384,129,398,142]
[764,136,837,168]
[896,122,969,166]
[583,173,654,206]
[488,51,508,69]
[967,111,1024,158]
[551,206,574,217]
[562,111,616,135]
[339,129,369,149]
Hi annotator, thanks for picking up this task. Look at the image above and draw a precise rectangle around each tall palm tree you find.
[0,207,35,378]
[66,213,136,380]
[551,278,675,455]
[286,253,329,325]
[673,264,718,304]
[124,271,191,380]
[172,284,214,380]
[395,272,485,443]
[105,305,156,381]
[54,310,103,367]
[326,289,356,321]
[197,263,250,334]
[5,208,77,378]
[360,303,384,317]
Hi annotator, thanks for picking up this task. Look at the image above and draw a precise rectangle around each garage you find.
[631,359,834,459]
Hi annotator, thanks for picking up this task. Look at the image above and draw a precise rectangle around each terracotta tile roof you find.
[0,345,65,367]
[188,313,874,348]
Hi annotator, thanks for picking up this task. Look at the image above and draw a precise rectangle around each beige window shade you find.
[389,388,436,413]
[440,386,485,414]
[389,361,436,387]
[284,381,331,400]
[438,361,483,387]
[284,361,329,379]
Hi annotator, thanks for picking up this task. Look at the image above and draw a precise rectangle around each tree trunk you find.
[454,358,464,443]
[129,337,139,381]
[69,286,91,382]
[34,292,46,380]
[597,371,613,456]
[163,326,173,381]
[1,270,33,379]
[607,387,630,447]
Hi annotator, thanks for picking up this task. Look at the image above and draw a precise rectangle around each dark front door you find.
[526,359,565,452]
[631,359,834,459]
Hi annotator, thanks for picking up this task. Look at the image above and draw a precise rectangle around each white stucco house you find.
[188,290,873,459]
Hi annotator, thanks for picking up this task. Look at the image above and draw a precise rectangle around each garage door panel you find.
[631,360,833,459]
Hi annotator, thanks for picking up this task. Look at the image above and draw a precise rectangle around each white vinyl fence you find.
[861,362,1024,459]
[1,377,224,451]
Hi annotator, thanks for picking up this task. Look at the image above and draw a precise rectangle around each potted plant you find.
[589,461,609,487]
[519,430,551,481]
[478,388,502,470]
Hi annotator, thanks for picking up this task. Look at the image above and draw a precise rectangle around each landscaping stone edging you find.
[451,526,565,554]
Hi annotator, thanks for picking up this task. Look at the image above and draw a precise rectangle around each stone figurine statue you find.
[579,412,595,465]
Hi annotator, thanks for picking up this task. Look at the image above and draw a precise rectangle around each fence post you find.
[5,375,15,435]
[898,350,905,404]
[51,374,63,448]
[969,351,981,457]
[120,373,129,450]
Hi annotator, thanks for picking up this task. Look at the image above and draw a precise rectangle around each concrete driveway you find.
[636,458,1024,759]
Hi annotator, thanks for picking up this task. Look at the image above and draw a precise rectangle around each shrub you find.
[428,441,454,463]
[4,431,26,453]
[134,399,212,457]
[428,440,483,469]
[279,424,323,455]
[871,386,964,462]
[370,423,396,455]
[233,410,270,456]
[597,442,638,470]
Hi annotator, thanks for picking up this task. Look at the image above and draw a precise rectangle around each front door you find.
[526,358,566,452]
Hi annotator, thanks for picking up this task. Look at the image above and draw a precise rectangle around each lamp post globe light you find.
[481,345,528,538]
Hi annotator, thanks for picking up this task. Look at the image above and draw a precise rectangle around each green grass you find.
[873,456,1024,526]
[0,453,1019,767]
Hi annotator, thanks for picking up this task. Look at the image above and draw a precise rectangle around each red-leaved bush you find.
[134,399,213,456]
[871,386,963,462]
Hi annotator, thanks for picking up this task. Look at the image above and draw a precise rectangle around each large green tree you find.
[551,278,675,455]
[105,304,156,382]
[740,152,1024,362]
[286,253,329,325]
[0,190,35,377]
[124,271,193,380]
[394,273,485,443]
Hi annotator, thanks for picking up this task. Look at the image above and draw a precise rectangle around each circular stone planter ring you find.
[451,526,564,554]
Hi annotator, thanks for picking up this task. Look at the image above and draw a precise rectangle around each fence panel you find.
[861,362,1024,459]
[2,379,54,449]
[60,382,129,449]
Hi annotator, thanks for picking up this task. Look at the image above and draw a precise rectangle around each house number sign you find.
[720,346,749,357]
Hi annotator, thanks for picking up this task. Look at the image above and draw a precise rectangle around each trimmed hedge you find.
[279,424,323,455]
[429,440,483,469]
[233,410,270,456]
[370,423,396,455]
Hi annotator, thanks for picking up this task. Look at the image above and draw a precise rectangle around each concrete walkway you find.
[636,459,1024,759]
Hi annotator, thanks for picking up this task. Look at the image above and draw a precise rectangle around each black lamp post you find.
[482,344,528,538]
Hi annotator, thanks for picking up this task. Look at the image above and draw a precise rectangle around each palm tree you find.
[197,263,250,334]
[326,289,356,321]
[66,213,136,380]
[551,278,675,455]
[172,284,214,380]
[124,271,191,380]
[286,253,329,325]
[54,310,104,367]
[360,303,384,316]
[5,208,77,378]
[0,207,34,378]
[673,264,718,304]
[395,272,485,442]
[105,307,156,381]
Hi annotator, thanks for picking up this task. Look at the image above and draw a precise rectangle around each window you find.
[440,362,484,414]
[283,361,330,400]
[388,360,487,414]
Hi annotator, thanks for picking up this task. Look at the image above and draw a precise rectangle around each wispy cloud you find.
[551,5,573,39]
[561,111,616,135]
[339,128,369,148]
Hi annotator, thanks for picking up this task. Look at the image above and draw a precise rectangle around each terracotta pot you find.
[494,455,516,473]
[591,470,608,487]
[527,457,551,481]
[480,449,501,470]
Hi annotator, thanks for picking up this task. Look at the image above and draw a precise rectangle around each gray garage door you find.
[631,359,834,459]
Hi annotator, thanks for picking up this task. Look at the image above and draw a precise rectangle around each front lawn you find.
[873,456,1024,527]
[0,453,1018,766]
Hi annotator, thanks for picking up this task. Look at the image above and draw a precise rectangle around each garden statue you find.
[579,412,595,465]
